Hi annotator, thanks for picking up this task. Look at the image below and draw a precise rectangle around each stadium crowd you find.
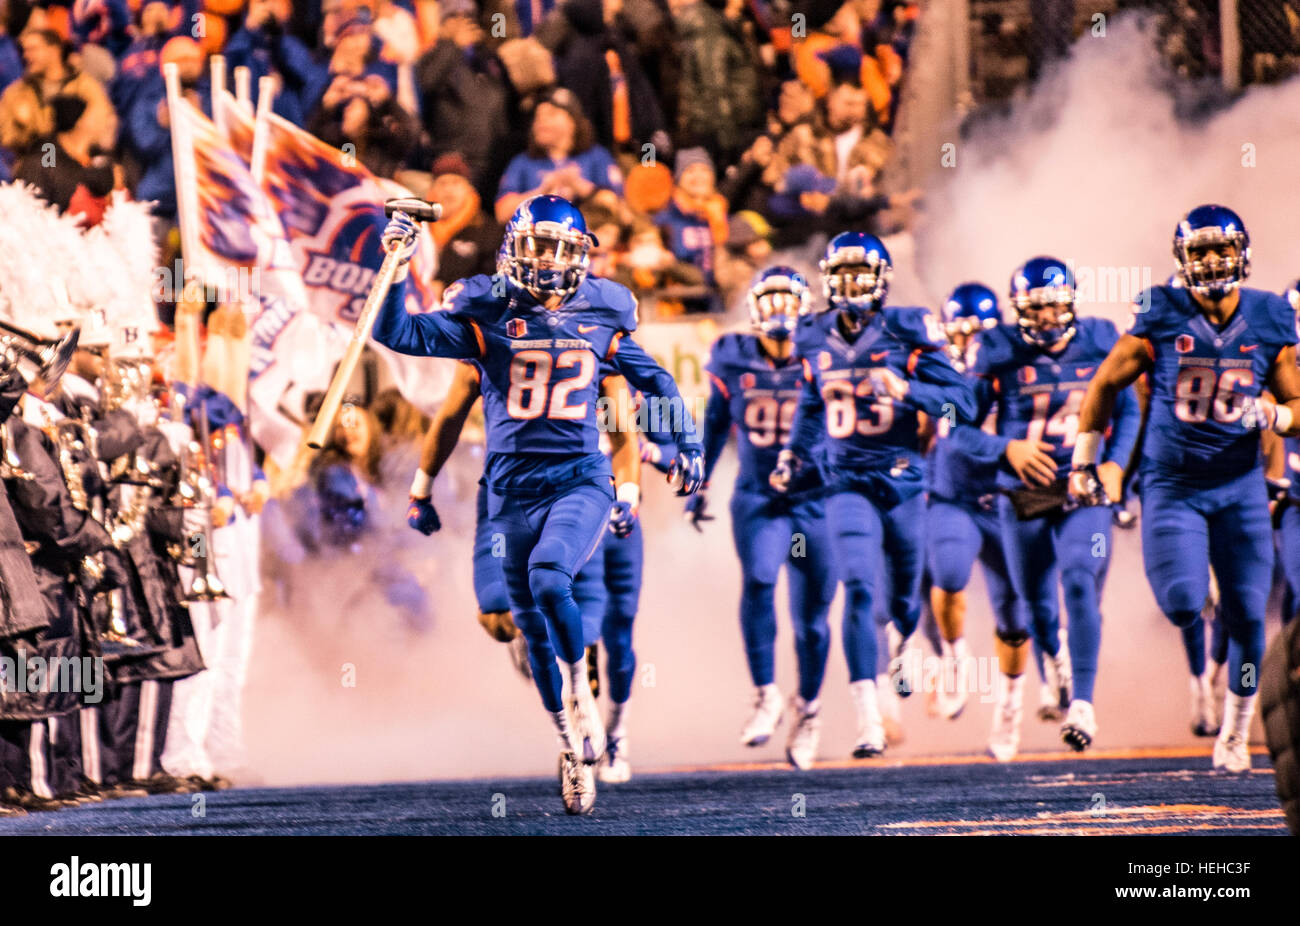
[0,0,922,318]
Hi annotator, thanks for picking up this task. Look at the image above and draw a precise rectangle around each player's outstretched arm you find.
[947,375,1009,464]
[699,374,732,488]
[1071,333,1152,500]
[902,349,978,424]
[602,374,643,537]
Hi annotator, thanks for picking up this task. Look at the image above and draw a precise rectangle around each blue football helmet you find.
[1173,204,1250,300]
[1009,256,1075,349]
[941,282,1000,369]
[748,265,811,340]
[497,194,597,302]
[819,231,891,320]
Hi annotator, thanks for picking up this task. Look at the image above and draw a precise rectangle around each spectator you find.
[0,8,21,95]
[513,0,558,37]
[72,0,134,59]
[581,200,629,284]
[494,85,623,223]
[312,5,405,112]
[539,0,667,155]
[653,146,727,312]
[110,0,180,120]
[14,91,120,223]
[0,28,116,155]
[427,152,503,294]
[793,2,892,126]
[621,217,705,317]
[669,0,762,166]
[415,0,513,203]
[223,0,325,126]
[714,209,773,309]
[125,35,209,219]
[308,71,419,177]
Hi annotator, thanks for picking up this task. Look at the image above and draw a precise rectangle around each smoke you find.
[243,17,1286,785]
[906,14,1300,315]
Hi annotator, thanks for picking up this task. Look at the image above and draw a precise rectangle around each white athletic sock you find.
[851,678,880,716]
[567,660,588,701]
[1002,673,1026,711]
[758,682,780,703]
[1222,690,1257,738]
[550,709,575,753]
[607,700,628,740]
[798,696,820,717]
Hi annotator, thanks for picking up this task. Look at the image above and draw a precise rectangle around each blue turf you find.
[0,756,1283,835]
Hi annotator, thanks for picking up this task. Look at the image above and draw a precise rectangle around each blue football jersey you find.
[704,332,817,493]
[972,316,1140,488]
[373,273,699,492]
[788,306,974,473]
[1128,285,1296,479]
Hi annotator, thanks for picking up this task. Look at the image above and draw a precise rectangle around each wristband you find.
[616,482,641,509]
[1072,431,1102,467]
[1274,405,1294,435]
[410,469,433,498]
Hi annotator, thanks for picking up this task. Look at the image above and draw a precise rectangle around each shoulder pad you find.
[972,323,1020,376]
[1079,316,1120,353]
[582,278,640,333]
[705,332,748,374]
[882,306,945,349]
[792,312,829,355]
[439,275,502,319]
[1125,285,1188,338]
[1243,289,1299,346]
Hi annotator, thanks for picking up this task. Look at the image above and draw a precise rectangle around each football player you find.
[688,266,836,770]
[376,195,704,815]
[925,283,1024,724]
[955,257,1140,758]
[1070,205,1300,772]
[771,233,976,758]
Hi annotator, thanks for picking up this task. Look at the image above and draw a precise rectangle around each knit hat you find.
[431,152,473,180]
[673,147,714,183]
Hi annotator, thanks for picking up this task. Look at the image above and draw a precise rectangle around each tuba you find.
[175,433,230,603]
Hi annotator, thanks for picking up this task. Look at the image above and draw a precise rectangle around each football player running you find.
[1072,206,1300,772]
[690,266,837,770]
[925,283,1025,722]
[955,258,1140,758]
[375,195,704,814]
[772,233,976,758]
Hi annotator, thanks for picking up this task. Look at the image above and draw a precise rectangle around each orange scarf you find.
[671,189,729,248]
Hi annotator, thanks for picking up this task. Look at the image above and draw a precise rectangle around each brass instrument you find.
[0,319,80,391]
[176,436,229,602]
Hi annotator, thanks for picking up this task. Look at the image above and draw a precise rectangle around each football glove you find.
[381,211,420,267]
[406,495,442,535]
[867,366,910,400]
[769,449,800,494]
[609,500,638,538]
[1067,463,1109,506]
[668,448,705,496]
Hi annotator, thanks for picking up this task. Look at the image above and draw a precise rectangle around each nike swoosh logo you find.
[1240,344,1259,352]
[578,324,598,333]
[871,351,889,362]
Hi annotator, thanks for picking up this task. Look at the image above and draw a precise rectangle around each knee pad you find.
[528,566,573,614]
[1159,577,1206,622]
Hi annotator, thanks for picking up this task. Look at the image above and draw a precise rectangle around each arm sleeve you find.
[607,335,701,452]
[371,279,484,358]
[784,363,825,462]
[700,377,732,485]
[906,349,977,423]
[946,375,1009,463]
[1101,382,1142,467]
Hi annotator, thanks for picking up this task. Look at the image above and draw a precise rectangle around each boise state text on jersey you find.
[705,332,821,494]
[1129,285,1297,479]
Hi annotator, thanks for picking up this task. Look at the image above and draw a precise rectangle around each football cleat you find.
[785,696,821,771]
[887,623,915,698]
[559,750,597,815]
[568,687,606,765]
[1190,673,1219,737]
[598,736,631,784]
[939,650,972,721]
[851,679,886,758]
[988,675,1023,762]
[740,684,784,746]
[1211,731,1251,773]
[1039,647,1072,722]
[1060,699,1097,752]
